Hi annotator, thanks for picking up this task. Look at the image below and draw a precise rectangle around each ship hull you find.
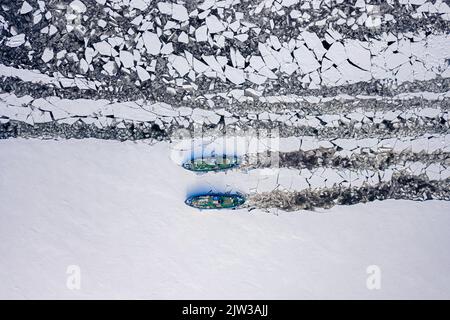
[182,157,240,172]
[185,193,246,210]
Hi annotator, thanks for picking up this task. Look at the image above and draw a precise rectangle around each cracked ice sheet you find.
[171,134,450,156]
[258,91,450,104]
[0,64,97,90]
[1,91,448,131]
[172,162,450,193]
[2,4,450,90]
[170,135,450,190]
[2,62,450,105]
[0,93,182,124]
[1,62,450,103]
[1,139,450,299]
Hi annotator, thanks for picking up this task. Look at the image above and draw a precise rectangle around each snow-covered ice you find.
[0,139,449,299]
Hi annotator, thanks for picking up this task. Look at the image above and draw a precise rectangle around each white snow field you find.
[0,138,450,299]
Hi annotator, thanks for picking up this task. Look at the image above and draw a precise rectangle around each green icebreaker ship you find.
[182,156,239,172]
[185,193,245,210]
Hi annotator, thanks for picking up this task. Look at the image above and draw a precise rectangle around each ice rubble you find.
[2,0,449,92]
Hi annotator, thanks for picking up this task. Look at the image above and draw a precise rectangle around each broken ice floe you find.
[248,174,450,211]
[1,91,448,140]
[1,0,449,92]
